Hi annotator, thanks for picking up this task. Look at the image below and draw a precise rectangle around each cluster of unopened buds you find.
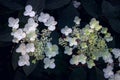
[8,5,58,69]
[8,4,120,80]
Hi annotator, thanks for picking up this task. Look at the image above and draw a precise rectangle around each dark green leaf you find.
[81,0,101,18]
[102,0,120,18]
[102,1,120,33]
[0,42,12,47]
[109,18,120,33]
[57,3,79,28]
[12,46,20,70]
[89,67,105,80]
[69,67,86,80]
[23,61,38,76]
[0,33,12,42]
[107,36,116,48]
[0,27,12,42]
[27,0,45,14]
[0,0,23,10]
[45,0,71,10]
[14,69,27,80]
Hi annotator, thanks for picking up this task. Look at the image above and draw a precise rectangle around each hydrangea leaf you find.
[69,67,87,80]
[27,0,45,14]
[45,0,71,10]
[0,0,24,10]
[0,33,12,42]
[80,0,102,18]
[12,46,20,70]
[102,1,120,33]
[108,18,120,33]
[89,67,105,80]
[107,36,116,48]
[14,69,27,80]
[0,27,12,42]
[51,31,59,44]
[23,60,38,76]
[57,3,79,28]
[0,42,12,47]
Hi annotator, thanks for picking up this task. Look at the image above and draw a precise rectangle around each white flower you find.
[74,16,81,25]
[69,54,87,65]
[44,16,57,31]
[44,16,57,27]
[112,48,120,59]
[61,26,72,36]
[43,58,55,69]
[118,57,120,67]
[103,65,114,79]
[26,43,35,53]
[103,53,113,63]
[114,71,120,80]
[18,54,30,66]
[16,43,26,55]
[87,60,95,69]
[38,12,57,31]
[67,37,78,46]
[26,31,37,41]
[23,18,38,34]
[89,18,99,29]
[16,43,35,55]
[12,38,19,43]
[73,1,81,8]
[11,29,26,42]
[64,46,73,55]
[38,12,50,23]
[105,37,113,42]
[79,54,87,64]
[48,26,56,31]
[45,42,59,58]
[8,17,19,29]
[70,55,82,65]
[23,5,35,17]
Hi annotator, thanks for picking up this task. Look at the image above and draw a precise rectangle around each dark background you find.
[0,0,120,80]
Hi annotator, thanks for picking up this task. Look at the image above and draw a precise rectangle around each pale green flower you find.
[67,37,78,46]
[45,42,59,58]
[64,46,73,55]
[74,16,81,25]
[70,55,80,65]
[18,54,30,66]
[61,26,72,36]
[87,60,95,69]
[43,58,55,69]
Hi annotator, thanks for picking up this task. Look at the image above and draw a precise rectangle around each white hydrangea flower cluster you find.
[59,16,114,69]
[9,5,58,68]
[8,5,120,78]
